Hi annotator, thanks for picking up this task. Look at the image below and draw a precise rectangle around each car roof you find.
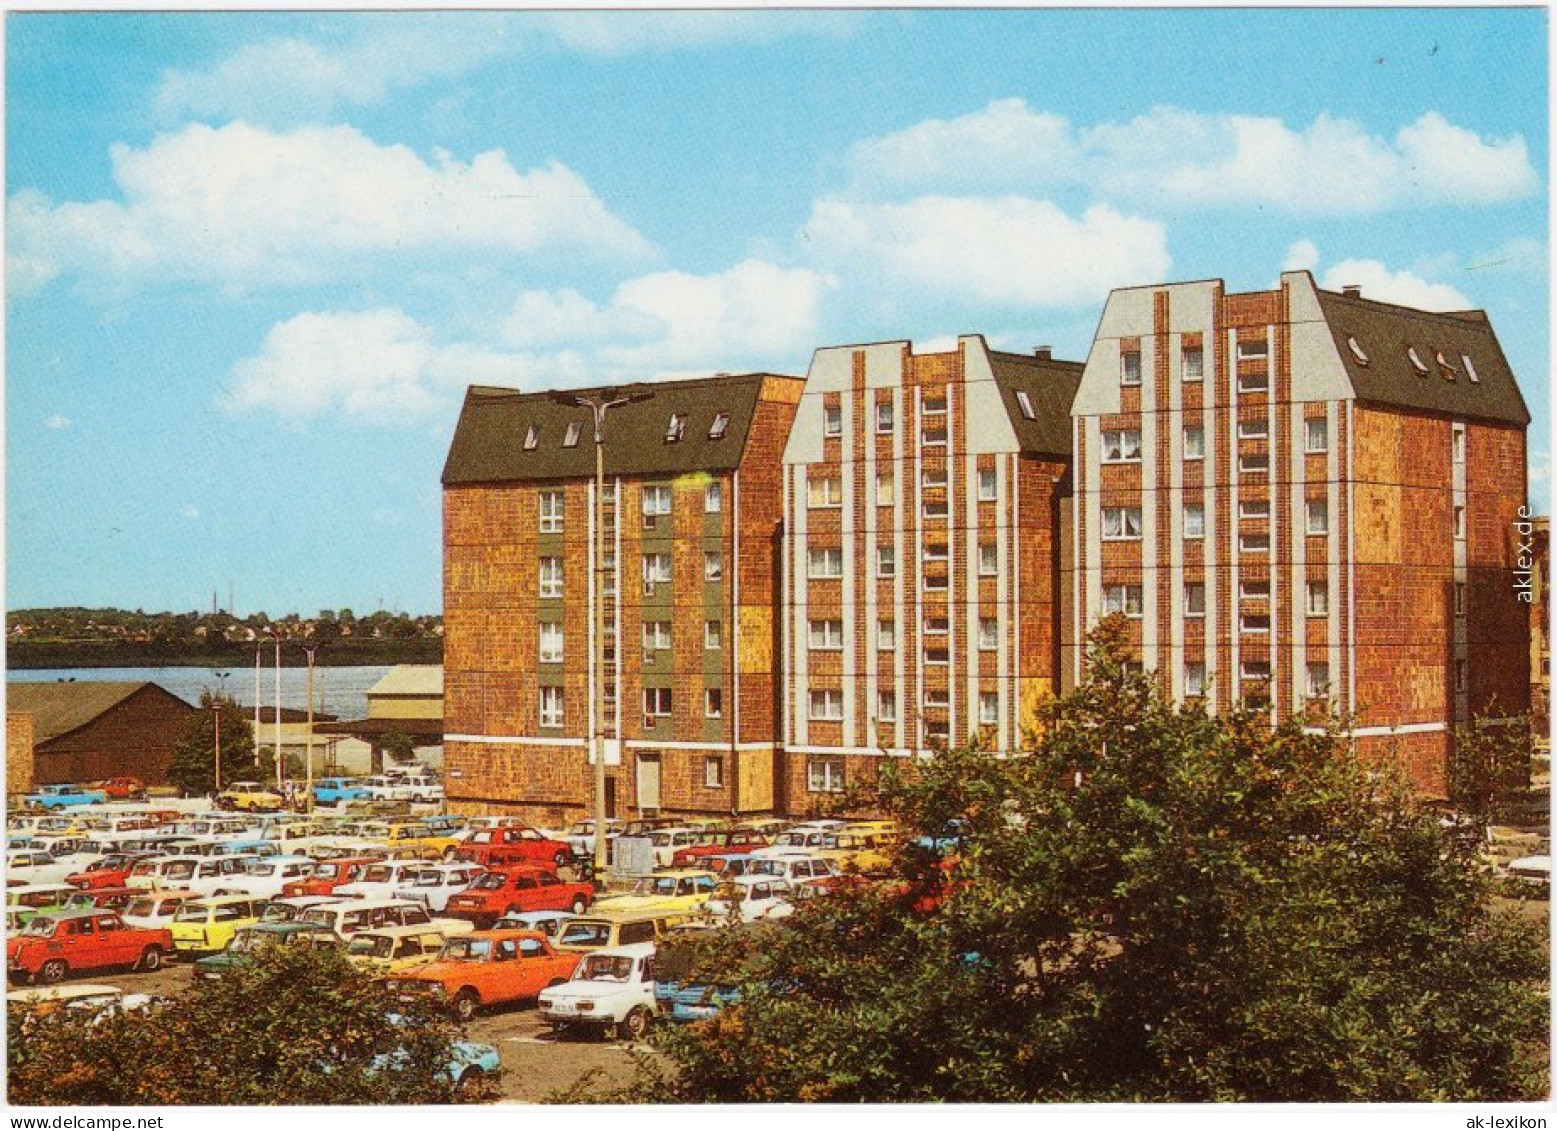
[187,894,264,908]
[354,922,457,939]
[653,868,718,879]
[587,942,657,959]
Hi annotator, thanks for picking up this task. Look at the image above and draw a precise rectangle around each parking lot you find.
[102,963,650,1103]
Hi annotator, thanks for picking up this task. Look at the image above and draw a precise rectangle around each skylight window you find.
[1347,337,1369,365]
[1461,354,1480,383]
[563,421,582,448]
[708,412,730,440]
[1407,347,1429,376]
[1015,390,1036,420]
[524,424,539,450]
[666,414,686,442]
[1436,351,1458,381]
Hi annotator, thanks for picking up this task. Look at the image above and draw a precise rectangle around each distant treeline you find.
[7,637,444,670]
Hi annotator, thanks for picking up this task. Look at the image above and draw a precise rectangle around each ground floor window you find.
[807,758,845,793]
[704,757,723,788]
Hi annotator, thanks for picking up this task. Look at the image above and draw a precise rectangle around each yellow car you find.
[375,822,465,861]
[591,869,719,914]
[815,828,896,875]
[344,923,473,976]
[216,782,285,813]
[168,894,266,955]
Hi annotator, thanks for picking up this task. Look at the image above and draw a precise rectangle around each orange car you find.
[279,856,382,898]
[391,929,579,1021]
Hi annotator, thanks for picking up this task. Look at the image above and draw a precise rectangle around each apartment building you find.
[1068,270,1531,794]
[778,336,1081,812]
[441,374,802,825]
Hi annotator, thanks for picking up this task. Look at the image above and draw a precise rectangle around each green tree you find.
[167,690,258,797]
[1449,707,1535,829]
[8,945,491,1105]
[382,727,418,767]
[636,626,1548,1103]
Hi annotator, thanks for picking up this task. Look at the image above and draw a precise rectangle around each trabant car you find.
[492,910,576,940]
[126,854,253,896]
[92,777,147,801]
[7,911,171,983]
[65,850,160,891]
[669,828,771,867]
[6,849,78,886]
[22,784,107,810]
[296,898,437,940]
[443,866,592,928]
[6,883,83,925]
[701,876,798,922]
[391,862,487,912]
[538,942,658,1040]
[215,782,285,813]
[168,895,267,955]
[375,822,466,861]
[592,870,718,914]
[257,895,341,924]
[814,828,896,875]
[345,922,473,976]
[552,909,692,954]
[212,855,318,899]
[121,890,197,930]
[391,929,580,1021]
[331,860,433,902]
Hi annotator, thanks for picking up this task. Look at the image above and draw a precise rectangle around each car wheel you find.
[452,987,480,1022]
[616,1006,650,1042]
[39,960,68,985]
[137,946,164,973]
[570,895,588,915]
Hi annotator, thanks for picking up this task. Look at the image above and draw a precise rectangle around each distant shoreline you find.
[5,640,443,670]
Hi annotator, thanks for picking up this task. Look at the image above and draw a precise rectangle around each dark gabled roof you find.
[987,348,1085,458]
[6,681,192,744]
[442,374,798,485]
[1313,287,1530,427]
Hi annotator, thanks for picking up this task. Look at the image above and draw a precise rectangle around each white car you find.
[1507,854,1550,885]
[701,876,798,922]
[126,854,256,896]
[121,890,197,930]
[492,910,576,940]
[538,942,658,1040]
[6,849,78,886]
[392,863,486,912]
[744,855,838,888]
[213,855,319,899]
[395,777,444,804]
[558,820,624,858]
[332,859,433,901]
[644,827,703,869]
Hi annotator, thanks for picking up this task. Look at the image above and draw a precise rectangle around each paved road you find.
[44,963,651,1104]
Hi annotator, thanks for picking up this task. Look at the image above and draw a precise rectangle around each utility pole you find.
[301,641,323,813]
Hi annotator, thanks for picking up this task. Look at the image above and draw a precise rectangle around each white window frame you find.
[704,689,723,719]
[876,401,894,434]
[808,476,843,509]
[822,404,843,438]
[924,647,950,666]
[1239,452,1269,475]
[1103,584,1145,619]
[1120,350,1142,387]
[708,412,731,440]
[807,759,845,794]
[1185,662,1207,698]
[1183,426,1204,461]
[808,547,844,579]
[1305,499,1329,536]
[1236,339,1269,362]
[563,421,582,448]
[1306,663,1331,699]
[1237,419,1269,441]
[642,553,671,594]
[1454,506,1467,540]
[642,621,672,651]
[665,413,686,443]
[539,622,564,664]
[1182,344,1204,381]
[1015,390,1036,420]
[1240,661,1272,683]
[977,468,997,502]
[705,620,722,650]
[1184,504,1205,540]
[808,689,845,721]
[1101,429,1143,464]
[1238,371,1270,394]
[642,485,672,520]
[704,551,723,583]
[924,542,949,563]
[705,482,723,513]
[1239,499,1271,521]
[1102,507,1143,541]
[643,688,673,718]
[704,756,723,787]
[978,693,999,726]
[1461,355,1480,383]
[923,498,949,520]
[979,617,998,651]
[877,620,897,650]
[1305,417,1329,454]
[876,544,896,578]
[877,690,897,724]
[876,473,895,507]
[922,616,949,636]
[1306,581,1329,617]
[524,424,540,450]
[539,686,564,729]
[1239,533,1270,554]
[923,688,951,710]
[538,490,565,534]
[978,542,998,577]
[1184,582,1206,618]
[1240,578,1271,601]
[808,619,845,651]
[1241,614,1271,635]
[1456,659,1468,692]
[539,557,564,599]
[922,467,949,490]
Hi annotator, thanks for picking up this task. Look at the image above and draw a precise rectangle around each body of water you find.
[7,665,391,723]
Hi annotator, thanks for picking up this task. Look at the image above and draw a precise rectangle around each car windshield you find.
[243,862,278,876]
[468,831,494,844]
[310,863,340,879]
[412,871,446,888]
[63,894,98,910]
[579,954,634,981]
[173,905,212,923]
[347,935,394,958]
[360,866,395,884]
[558,923,611,948]
[164,861,196,880]
[20,916,57,936]
[633,877,679,897]
[440,937,490,961]
[470,873,505,891]
[261,904,297,923]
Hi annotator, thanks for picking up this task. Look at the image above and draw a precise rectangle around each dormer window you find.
[666,413,686,442]
[1347,337,1369,365]
[563,421,582,448]
[1461,354,1480,383]
[709,412,730,440]
[1437,351,1458,380]
[524,424,539,450]
[1407,347,1429,376]
[1015,390,1036,420]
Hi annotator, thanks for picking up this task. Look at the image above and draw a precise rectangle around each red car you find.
[670,828,772,868]
[92,777,147,801]
[456,827,573,870]
[444,866,593,928]
[279,856,383,898]
[7,910,172,984]
[66,851,160,891]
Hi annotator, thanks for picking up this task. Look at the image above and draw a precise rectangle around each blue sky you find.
[7,9,1549,616]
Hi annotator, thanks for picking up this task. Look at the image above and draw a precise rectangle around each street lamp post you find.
[272,630,283,792]
[301,641,324,813]
[213,670,230,792]
[553,389,652,880]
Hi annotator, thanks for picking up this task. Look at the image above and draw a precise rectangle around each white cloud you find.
[8,121,652,298]
[503,259,834,372]
[1318,258,1472,311]
[843,99,1538,214]
[800,196,1169,309]
[44,414,71,431]
[222,308,530,425]
[180,505,201,520]
[1282,240,1321,272]
[538,11,857,56]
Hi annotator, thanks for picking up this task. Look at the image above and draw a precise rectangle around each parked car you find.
[345,923,473,977]
[191,921,341,980]
[215,782,285,813]
[443,867,593,928]
[654,920,779,1023]
[669,828,772,867]
[814,828,896,875]
[60,887,138,916]
[376,823,466,861]
[65,851,160,891]
[91,778,147,801]
[642,827,703,869]
[168,894,268,956]
[1507,854,1551,886]
[455,827,573,870]
[593,870,718,914]
[7,910,172,983]
[258,895,341,924]
[745,855,839,888]
[120,890,198,931]
[332,860,436,902]
[701,875,798,922]
[390,929,580,1021]
[6,849,78,886]
[126,854,254,896]
[296,898,437,941]
[392,863,487,913]
[492,910,577,941]
[313,778,373,806]
[213,855,320,900]
[22,784,107,810]
[280,855,385,897]
[558,819,625,858]
[537,942,658,1039]
[6,883,84,926]
[552,909,693,954]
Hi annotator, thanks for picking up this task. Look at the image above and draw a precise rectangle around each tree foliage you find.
[639,626,1548,1102]
[382,727,418,766]
[1449,708,1535,828]
[167,690,258,797]
[8,946,487,1105]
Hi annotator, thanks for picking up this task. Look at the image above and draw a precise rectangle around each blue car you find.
[23,784,107,809]
[313,778,373,805]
